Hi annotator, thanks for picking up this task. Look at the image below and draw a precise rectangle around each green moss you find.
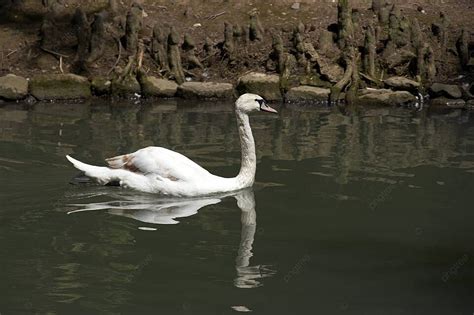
[29,74,91,100]
[91,77,111,95]
[111,76,141,97]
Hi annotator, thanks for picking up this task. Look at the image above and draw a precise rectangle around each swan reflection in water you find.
[67,188,275,288]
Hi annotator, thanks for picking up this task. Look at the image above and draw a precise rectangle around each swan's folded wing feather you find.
[105,154,141,173]
[105,147,211,182]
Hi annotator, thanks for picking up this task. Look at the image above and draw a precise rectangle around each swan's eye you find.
[255,99,264,106]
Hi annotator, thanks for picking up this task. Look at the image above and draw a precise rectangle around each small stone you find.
[430,97,465,109]
[384,76,420,91]
[141,76,178,97]
[237,72,282,101]
[357,89,416,106]
[359,88,391,96]
[0,74,28,100]
[291,2,300,10]
[177,82,235,99]
[286,86,330,103]
[429,83,462,99]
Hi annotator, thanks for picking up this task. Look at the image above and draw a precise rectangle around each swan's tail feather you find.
[66,155,115,185]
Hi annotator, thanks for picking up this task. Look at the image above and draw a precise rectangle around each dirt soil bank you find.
[0,0,473,102]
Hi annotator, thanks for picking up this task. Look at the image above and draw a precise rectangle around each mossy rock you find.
[384,76,420,91]
[177,82,234,99]
[91,77,111,96]
[0,74,28,100]
[357,89,416,106]
[286,86,330,103]
[237,72,282,101]
[430,97,465,109]
[140,76,178,97]
[29,74,91,100]
[429,83,462,99]
[111,76,141,97]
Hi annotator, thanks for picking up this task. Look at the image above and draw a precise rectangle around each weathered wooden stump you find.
[292,27,307,68]
[151,24,170,73]
[331,0,359,103]
[223,22,235,62]
[249,12,263,41]
[431,12,449,53]
[337,0,354,50]
[270,34,285,74]
[363,24,376,79]
[167,27,185,84]
[318,30,335,56]
[124,3,142,54]
[182,33,203,70]
[204,37,217,57]
[88,13,106,63]
[72,8,91,73]
[457,29,469,69]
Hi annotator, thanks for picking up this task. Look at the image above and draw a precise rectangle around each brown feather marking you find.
[106,154,141,173]
[124,155,140,173]
[105,154,127,169]
[118,154,141,173]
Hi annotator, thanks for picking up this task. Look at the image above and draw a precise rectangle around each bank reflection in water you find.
[67,188,275,289]
[1,100,473,184]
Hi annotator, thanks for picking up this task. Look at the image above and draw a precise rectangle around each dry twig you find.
[206,11,226,20]
[59,56,64,73]
[137,46,144,69]
[107,38,122,76]
[6,49,19,57]
[40,47,69,58]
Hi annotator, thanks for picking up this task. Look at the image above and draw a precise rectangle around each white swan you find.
[65,93,277,196]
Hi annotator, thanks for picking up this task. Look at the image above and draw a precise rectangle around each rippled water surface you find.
[1,100,474,314]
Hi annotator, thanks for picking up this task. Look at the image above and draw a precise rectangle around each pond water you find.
[1,99,473,314]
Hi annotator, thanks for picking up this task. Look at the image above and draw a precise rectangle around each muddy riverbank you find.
[0,0,473,108]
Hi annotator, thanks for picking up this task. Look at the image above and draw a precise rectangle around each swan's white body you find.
[66,93,277,197]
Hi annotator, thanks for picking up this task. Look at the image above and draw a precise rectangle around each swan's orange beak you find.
[260,102,278,114]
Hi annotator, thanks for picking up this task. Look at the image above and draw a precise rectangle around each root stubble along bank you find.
[0,0,473,108]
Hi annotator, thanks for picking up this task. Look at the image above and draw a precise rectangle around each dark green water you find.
[1,100,474,314]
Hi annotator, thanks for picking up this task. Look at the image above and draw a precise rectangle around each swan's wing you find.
[105,146,211,182]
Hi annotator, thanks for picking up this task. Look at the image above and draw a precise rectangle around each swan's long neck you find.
[235,110,256,188]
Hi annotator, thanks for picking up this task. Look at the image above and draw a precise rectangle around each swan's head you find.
[235,93,278,114]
